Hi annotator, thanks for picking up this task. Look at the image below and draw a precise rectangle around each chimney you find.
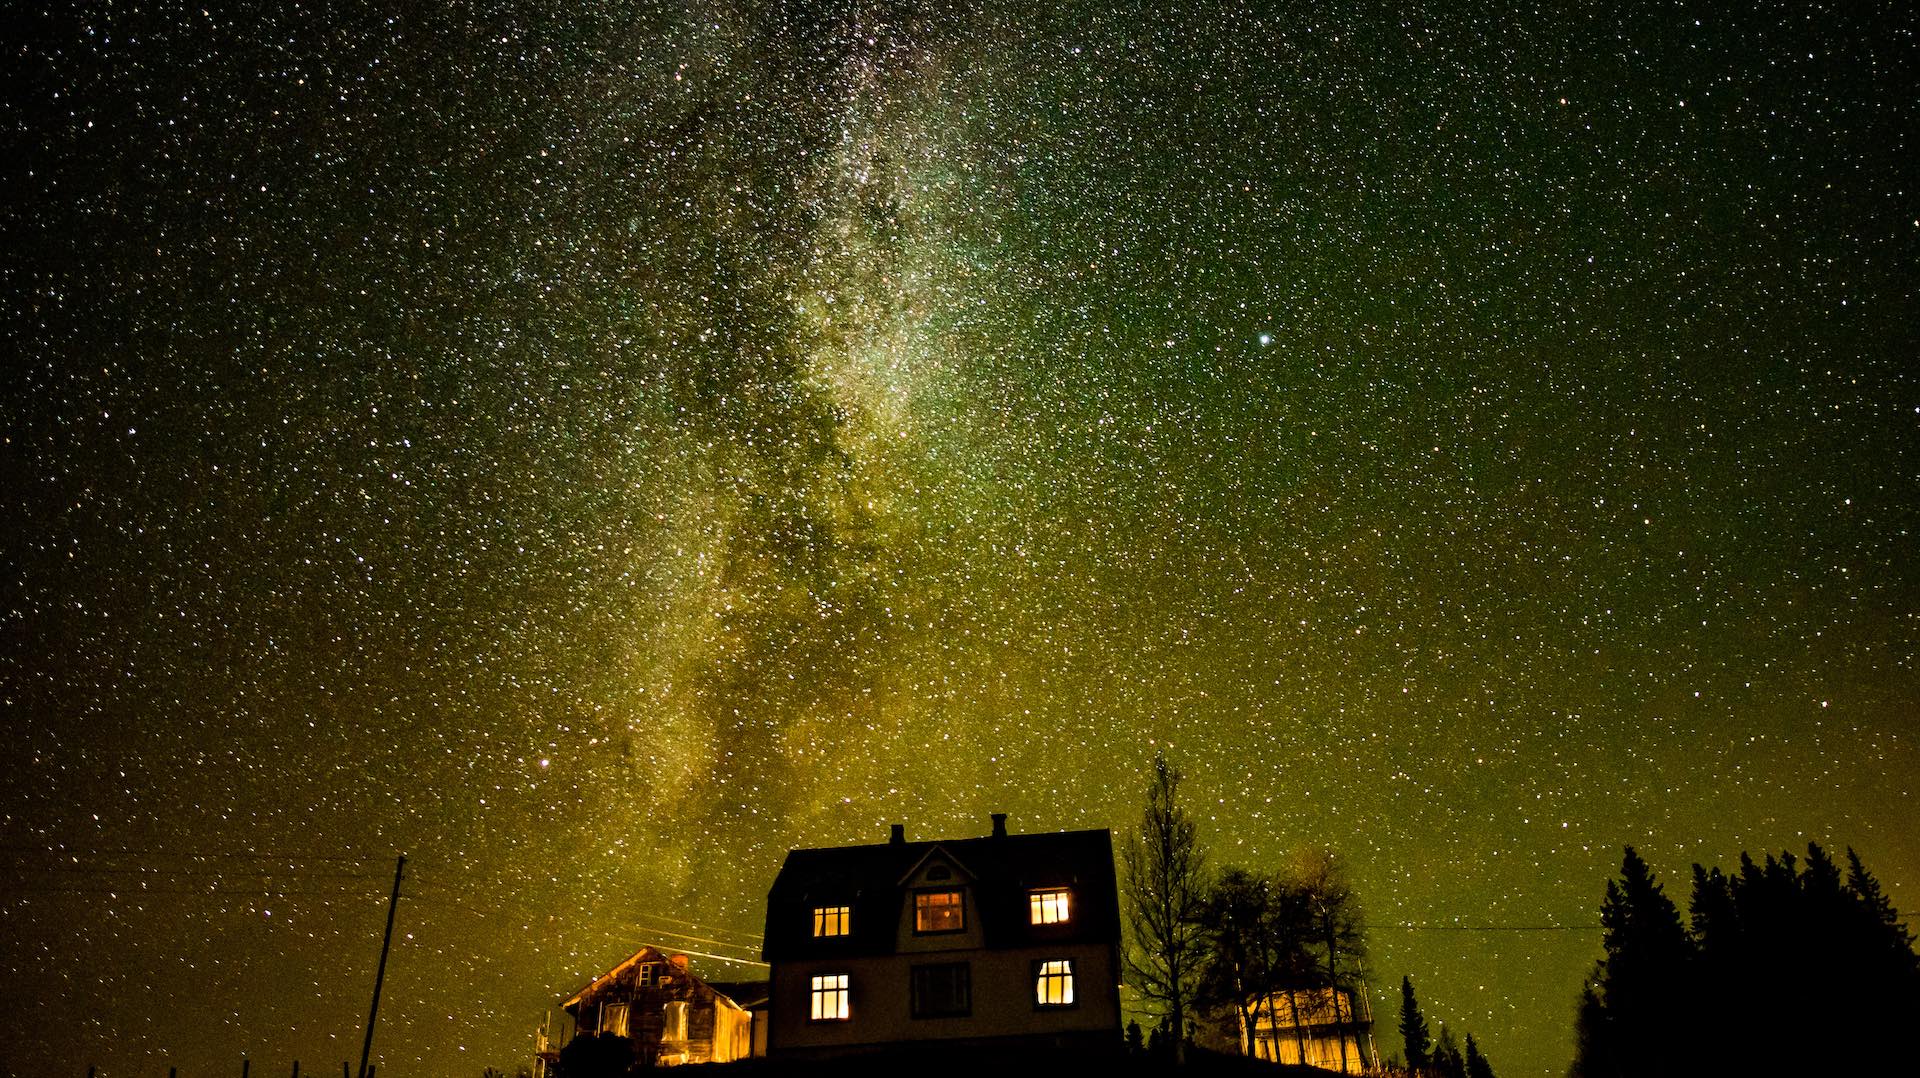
[991,812,1008,837]
[889,823,905,845]
[668,953,689,972]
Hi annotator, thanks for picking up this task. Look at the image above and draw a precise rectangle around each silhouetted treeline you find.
[1572,844,1920,1077]
[1394,975,1495,1078]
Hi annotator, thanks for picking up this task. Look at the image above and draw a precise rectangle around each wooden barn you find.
[541,945,755,1069]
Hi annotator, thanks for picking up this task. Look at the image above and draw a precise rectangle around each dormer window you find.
[914,889,965,933]
[812,905,851,937]
[1029,888,1071,924]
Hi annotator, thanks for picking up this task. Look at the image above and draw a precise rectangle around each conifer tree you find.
[1432,1025,1466,1078]
[1398,975,1431,1073]
[1464,1033,1495,1078]
[1574,847,1690,1078]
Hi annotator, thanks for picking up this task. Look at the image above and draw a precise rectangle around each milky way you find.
[6,3,1916,1076]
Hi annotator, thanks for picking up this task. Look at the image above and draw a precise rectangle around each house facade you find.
[537,945,754,1071]
[762,814,1122,1058]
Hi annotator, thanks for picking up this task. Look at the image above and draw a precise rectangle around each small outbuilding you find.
[538,945,755,1070]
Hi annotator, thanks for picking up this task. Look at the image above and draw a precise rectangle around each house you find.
[761,814,1123,1058]
[535,945,755,1072]
[1200,983,1377,1072]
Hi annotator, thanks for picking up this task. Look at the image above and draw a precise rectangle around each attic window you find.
[813,905,851,937]
[637,962,660,987]
[1029,888,1071,925]
[915,890,965,933]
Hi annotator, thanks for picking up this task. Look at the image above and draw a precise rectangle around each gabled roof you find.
[894,843,977,887]
[762,827,1120,960]
[560,944,742,1011]
[562,943,673,1008]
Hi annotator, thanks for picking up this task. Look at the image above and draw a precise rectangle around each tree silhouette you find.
[1573,842,1920,1076]
[1579,846,1690,1077]
[553,1034,633,1078]
[1431,1025,1465,1078]
[1398,975,1431,1074]
[1197,868,1272,1055]
[1463,1033,1494,1078]
[1296,847,1368,1073]
[1122,751,1208,1066]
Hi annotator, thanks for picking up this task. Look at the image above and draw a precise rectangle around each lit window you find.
[810,974,850,1021]
[637,962,659,987]
[1030,888,1071,924]
[662,1000,688,1042]
[813,905,851,937]
[910,962,972,1018]
[915,890,965,933]
[601,1002,630,1037]
[1035,959,1076,1007]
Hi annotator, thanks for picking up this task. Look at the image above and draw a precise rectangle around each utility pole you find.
[357,855,405,1078]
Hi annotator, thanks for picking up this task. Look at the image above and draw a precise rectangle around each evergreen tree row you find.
[1572,843,1920,1076]
[1398,975,1496,1078]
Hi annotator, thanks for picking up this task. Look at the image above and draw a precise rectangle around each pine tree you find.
[1463,1033,1495,1078]
[1431,1025,1466,1078]
[1574,847,1691,1078]
[1846,847,1919,964]
[1398,975,1431,1073]
[1842,847,1920,1071]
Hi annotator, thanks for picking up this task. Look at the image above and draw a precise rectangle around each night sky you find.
[5,3,1916,1077]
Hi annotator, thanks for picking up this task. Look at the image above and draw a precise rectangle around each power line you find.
[402,882,765,951]
[416,893,769,968]
[1365,923,1597,932]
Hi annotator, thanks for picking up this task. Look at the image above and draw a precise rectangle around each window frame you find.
[909,961,973,1019]
[912,888,967,935]
[636,962,659,987]
[600,1001,630,1037]
[808,973,851,1022]
[1028,887,1072,925]
[661,999,689,1042]
[1032,957,1078,1010]
[812,904,851,937]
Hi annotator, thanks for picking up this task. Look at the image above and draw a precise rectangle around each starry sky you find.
[4,2,1916,1076]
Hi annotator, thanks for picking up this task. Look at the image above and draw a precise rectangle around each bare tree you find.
[1122,751,1209,1064]
[1295,847,1369,1073]
[1198,868,1270,1055]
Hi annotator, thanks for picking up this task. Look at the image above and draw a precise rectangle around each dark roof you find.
[762,828,1120,960]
